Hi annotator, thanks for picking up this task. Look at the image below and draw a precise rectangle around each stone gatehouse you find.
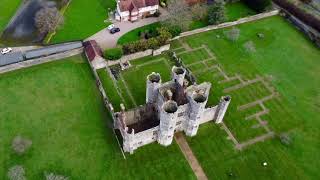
[114,66,231,153]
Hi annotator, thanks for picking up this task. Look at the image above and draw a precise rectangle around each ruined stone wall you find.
[152,44,170,56]
[200,106,217,124]
[106,45,171,67]
[133,126,159,148]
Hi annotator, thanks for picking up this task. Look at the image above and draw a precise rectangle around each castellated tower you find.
[172,66,186,86]
[215,96,231,124]
[146,72,161,103]
[158,100,178,146]
[186,88,210,136]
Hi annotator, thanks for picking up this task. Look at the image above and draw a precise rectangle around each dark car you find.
[110,27,120,34]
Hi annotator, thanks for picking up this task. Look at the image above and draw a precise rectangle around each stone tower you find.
[172,66,186,86]
[186,90,209,136]
[146,72,161,103]
[215,96,231,124]
[158,100,178,146]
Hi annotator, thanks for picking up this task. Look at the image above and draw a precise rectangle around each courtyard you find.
[97,15,320,179]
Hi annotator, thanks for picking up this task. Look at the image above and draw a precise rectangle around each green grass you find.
[50,0,116,43]
[0,0,21,34]
[117,22,160,45]
[0,55,195,179]
[225,1,257,21]
[98,55,175,110]
[174,15,320,179]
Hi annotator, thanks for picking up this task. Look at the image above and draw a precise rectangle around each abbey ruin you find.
[114,66,231,154]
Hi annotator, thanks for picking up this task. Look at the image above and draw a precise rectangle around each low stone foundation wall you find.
[0,48,83,74]
[106,44,170,67]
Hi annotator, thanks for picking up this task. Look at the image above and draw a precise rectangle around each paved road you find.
[85,17,160,50]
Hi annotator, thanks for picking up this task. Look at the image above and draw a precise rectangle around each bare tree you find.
[35,7,64,34]
[190,3,208,21]
[7,165,26,180]
[160,0,192,31]
[225,27,240,42]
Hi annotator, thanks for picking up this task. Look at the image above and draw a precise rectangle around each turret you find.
[185,91,208,136]
[146,72,161,103]
[172,66,186,86]
[215,96,231,124]
[158,100,178,146]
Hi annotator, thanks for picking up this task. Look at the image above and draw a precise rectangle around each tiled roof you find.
[119,0,159,12]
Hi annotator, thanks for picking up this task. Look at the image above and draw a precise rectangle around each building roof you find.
[0,52,24,67]
[83,40,102,61]
[119,0,159,12]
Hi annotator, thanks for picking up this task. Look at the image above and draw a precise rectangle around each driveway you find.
[85,17,160,50]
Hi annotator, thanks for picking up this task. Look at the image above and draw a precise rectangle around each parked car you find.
[110,27,120,34]
[107,24,115,30]
[1,47,12,55]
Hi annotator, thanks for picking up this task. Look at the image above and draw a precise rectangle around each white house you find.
[115,0,159,21]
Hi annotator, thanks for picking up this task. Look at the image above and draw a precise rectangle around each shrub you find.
[7,165,26,180]
[242,0,271,12]
[207,1,226,25]
[167,25,182,37]
[104,47,123,60]
[12,136,32,155]
[279,133,292,146]
[45,172,69,180]
[122,27,172,54]
[225,27,240,41]
[243,41,256,53]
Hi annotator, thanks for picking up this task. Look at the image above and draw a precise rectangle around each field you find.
[101,15,319,179]
[0,55,194,179]
[0,0,21,34]
[173,15,320,179]
[98,55,175,111]
[50,0,116,43]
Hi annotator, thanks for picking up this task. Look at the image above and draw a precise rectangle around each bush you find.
[7,165,26,180]
[225,27,240,41]
[243,41,256,53]
[167,25,182,37]
[242,0,271,12]
[12,136,32,155]
[208,1,226,25]
[104,47,123,60]
[122,27,172,55]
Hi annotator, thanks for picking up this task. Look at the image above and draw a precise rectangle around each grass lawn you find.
[174,15,320,179]
[225,1,257,21]
[50,0,116,43]
[98,55,175,111]
[0,55,195,179]
[0,0,21,34]
[117,22,160,45]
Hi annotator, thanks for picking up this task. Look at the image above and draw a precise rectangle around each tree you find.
[190,3,208,21]
[35,7,64,34]
[242,0,271,12]
[156,27,172,45]
[225,27,240,41]
[207,1,226,25]
[160,0,192,31]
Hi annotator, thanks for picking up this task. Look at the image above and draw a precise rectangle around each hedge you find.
[104,47,123,60]
[273,0,320,32]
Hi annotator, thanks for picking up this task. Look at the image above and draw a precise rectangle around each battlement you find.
[114,66,231,154]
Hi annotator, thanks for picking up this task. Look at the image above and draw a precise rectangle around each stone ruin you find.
[114,66,231,153]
